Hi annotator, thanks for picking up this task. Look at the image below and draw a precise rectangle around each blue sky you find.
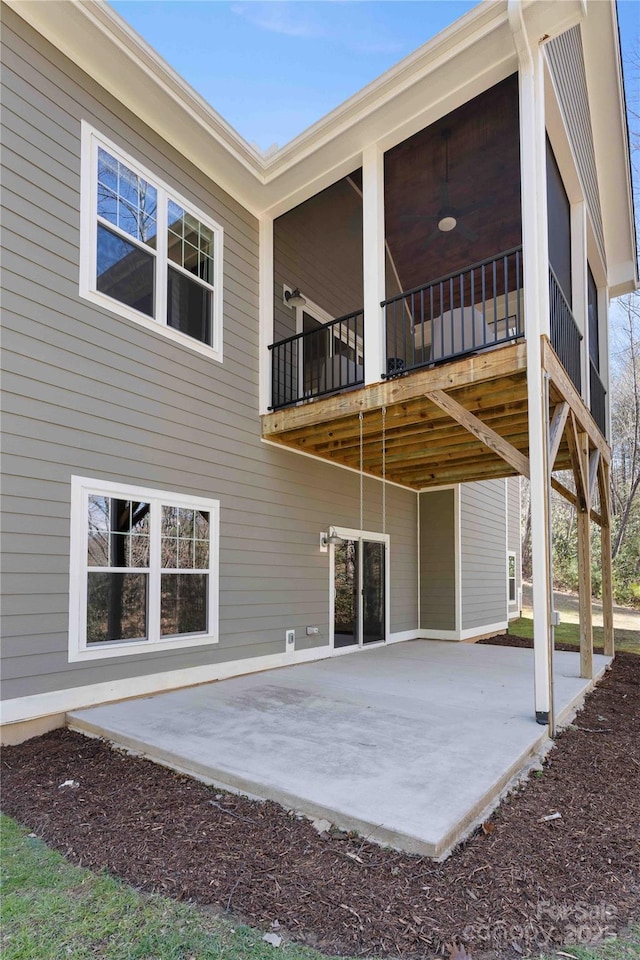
[110,1,637,152]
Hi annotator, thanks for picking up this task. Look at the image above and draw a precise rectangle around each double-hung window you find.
[80,123,223,360]
[69,477,219,661]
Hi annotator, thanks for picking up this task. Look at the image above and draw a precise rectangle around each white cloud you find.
[231,2,326,39]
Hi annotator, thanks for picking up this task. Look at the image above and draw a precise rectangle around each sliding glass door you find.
[332,535,387,648]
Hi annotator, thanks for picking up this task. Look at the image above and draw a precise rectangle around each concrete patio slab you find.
[68,641,610,859]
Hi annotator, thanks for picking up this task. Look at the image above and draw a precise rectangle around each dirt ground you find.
[2,640,639,960]
[521,582,640,632]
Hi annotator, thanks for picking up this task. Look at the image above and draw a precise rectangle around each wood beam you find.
[263,343,527,436]
[598,458,614,657]
[589,450,600,508]
[542,337,610,463]
[425,389,530,478]
[577,431,593,679]
[566,412,588,511]
[548,401,569,468]
[550,476,603,526]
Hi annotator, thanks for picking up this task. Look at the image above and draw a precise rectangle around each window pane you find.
[167,266,212,344]
[87,496,150,567]
[87,572,147,643]
[161,573,208,636]
[97,147,157,246]
[167,202,213,285]
[97,224,155,317]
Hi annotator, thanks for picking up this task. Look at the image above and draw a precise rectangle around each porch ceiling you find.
[262,342,567,489]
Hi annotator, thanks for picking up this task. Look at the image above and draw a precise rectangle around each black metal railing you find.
[381,247,524,378]
[549,267,582,394]
[269,309,364,410]
[590,360,607,437]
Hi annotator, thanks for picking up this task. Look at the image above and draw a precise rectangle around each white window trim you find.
[69,476,220,662]
[507,549,517,606]
[79,121,224,362]
[328,526,390,650]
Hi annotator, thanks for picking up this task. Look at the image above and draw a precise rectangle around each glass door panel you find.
[334,539,358,648]
[362,540,385,644]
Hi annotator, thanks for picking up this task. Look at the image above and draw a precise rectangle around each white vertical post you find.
[362,143,386,385]
[259,215,274,415]
[571,201,588,404]
[510,1,553,728]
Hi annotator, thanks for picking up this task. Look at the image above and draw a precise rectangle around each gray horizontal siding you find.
[546,25,605,264]
[0,8,417,706]
[419,489,456,631]
[273,177,363,343]
[460,480,507,632]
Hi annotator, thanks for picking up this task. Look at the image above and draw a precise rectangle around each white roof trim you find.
[5,0,637,284]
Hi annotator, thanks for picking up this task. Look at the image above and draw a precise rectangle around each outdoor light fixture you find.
[320,528,343,552]
[284,287,307,308]
[437,215,457,232]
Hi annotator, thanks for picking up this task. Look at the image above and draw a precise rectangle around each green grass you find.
[538,932,640,959]
[1,814,638,960]
[0,815,332,960]
[508,617,640,655]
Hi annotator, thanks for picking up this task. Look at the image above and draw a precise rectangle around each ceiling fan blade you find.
[459,197,493,218]
[420,227,443,251]
[457,221,478,241]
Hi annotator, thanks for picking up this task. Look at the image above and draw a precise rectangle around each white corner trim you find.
[258,215,274,416]
[455,485,462,634]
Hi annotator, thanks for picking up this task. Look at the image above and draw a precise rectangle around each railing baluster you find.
[268,246,540,408]
[549,266,582,394]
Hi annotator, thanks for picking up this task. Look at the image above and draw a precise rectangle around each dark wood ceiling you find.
[384,74,522,295]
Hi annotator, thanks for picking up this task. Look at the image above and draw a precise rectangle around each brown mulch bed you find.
[2,644,639,960]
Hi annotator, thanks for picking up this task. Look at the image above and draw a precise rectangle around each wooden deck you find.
[261,339,608,491]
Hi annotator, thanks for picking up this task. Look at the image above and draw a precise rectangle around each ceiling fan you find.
[401,130,491,247]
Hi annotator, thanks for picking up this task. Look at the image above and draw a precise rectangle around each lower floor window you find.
[508,551,517,604]
[70,477,219,660]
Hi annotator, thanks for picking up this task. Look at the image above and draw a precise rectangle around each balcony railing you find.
[381,247,524,378]
[590,360,607,437]
[549,267,582,394]
[269,309,364,410]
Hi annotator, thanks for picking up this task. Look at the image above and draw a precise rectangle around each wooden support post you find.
[599,459,615,657]
[577,432,593,678]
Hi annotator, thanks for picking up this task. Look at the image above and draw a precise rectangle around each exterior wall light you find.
[320,528,343,552]
[284,287,307,308]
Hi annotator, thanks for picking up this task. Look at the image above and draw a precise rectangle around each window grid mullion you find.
[156,187,169,330]
[95,214,159,258]
[167,257,215,292]
[148,499,162,642]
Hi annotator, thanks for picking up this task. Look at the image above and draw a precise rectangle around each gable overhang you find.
[5,0,636,290]
[581,1,638,296]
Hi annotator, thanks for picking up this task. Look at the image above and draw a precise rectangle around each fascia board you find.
[581,1,638,292]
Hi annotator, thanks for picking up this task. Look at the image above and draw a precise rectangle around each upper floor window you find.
[80,123,223,361]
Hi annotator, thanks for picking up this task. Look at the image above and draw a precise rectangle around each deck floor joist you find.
[261,340,609,490]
